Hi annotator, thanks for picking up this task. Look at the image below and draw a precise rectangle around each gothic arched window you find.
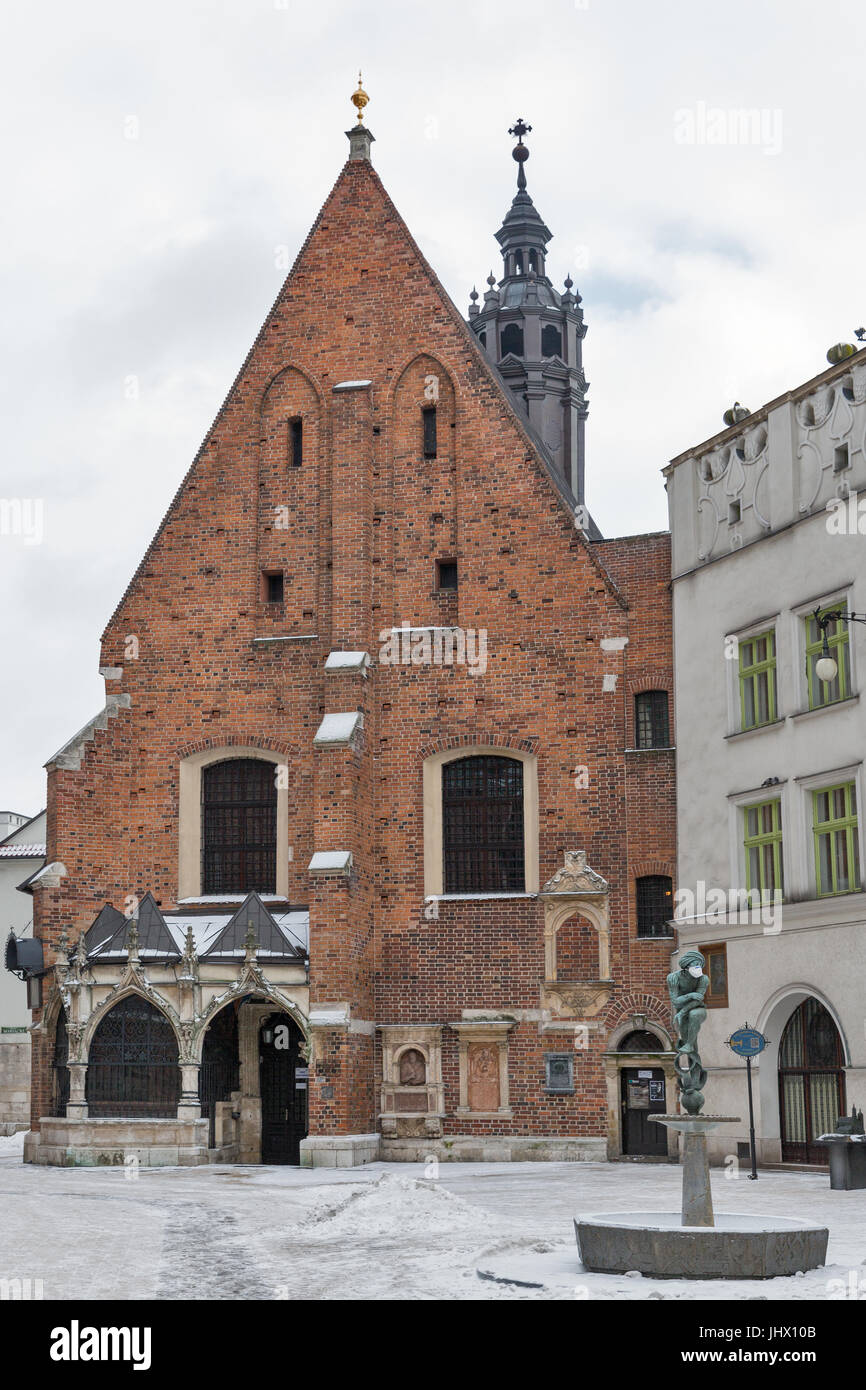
[85,997,180,1118]
[500,323,524,358]
[442,755,525,893]
[202,758,277,895]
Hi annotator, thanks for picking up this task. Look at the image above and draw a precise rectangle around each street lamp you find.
[813,606,866,683]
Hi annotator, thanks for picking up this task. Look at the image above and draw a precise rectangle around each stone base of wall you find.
[381,1134,608,1163]
[25,1116,210,1167]
[0,1036,31,1128]
[299,1133,381,1168]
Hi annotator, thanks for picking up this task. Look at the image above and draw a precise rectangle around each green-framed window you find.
[813,783,861,897]
[738,630,777,729]
[805,608,851,709]
[744,798,784,899]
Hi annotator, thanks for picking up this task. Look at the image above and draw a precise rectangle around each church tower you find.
[468,119,596,532]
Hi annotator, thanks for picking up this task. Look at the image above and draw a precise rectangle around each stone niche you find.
[378,1025,444,1138]
[452,1021,514,1119]
[540,850,612,1019]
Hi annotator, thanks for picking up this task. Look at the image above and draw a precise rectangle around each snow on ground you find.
[0,1129,26,1154]
[1,1147,865,1300]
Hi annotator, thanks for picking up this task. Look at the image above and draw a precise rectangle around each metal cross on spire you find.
[508,117,532,190]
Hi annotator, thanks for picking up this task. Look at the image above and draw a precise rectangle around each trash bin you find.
[816,1134,866,1190]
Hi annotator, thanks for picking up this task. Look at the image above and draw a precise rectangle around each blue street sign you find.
[727,1026,767,1058]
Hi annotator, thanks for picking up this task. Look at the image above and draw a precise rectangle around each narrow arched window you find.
[442,755,525,892]
[541,324,562,358]
[500,323,524,358]
[85,997,180,1117]
[202,758,277,895]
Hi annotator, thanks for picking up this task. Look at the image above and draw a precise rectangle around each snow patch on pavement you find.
[289,1172,506,1241]
[0,1130,27,1156]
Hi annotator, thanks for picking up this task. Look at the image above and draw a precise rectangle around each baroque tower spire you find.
[467,119,595,531]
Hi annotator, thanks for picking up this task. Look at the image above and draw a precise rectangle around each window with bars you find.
[202,758,278,895]
[743,798,784,900]
[738,630,777,729]
[85,996,180,1118]
[813,782,860,896]
[442,755,525,893]
[634,691,670,749]
[635,875,673,938]
[805,608,851,709]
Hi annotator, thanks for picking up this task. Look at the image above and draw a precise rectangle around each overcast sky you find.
[2,0,863,815]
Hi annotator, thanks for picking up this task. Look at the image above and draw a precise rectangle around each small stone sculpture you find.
[666,950,709,1115]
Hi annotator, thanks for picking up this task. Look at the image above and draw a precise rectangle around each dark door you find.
[199,1006,240,1149]
[259,1013,308,1165]
[779,998,845,1165]
[621,1067,668,1155]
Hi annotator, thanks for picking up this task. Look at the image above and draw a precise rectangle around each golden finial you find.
[351,70,369,127]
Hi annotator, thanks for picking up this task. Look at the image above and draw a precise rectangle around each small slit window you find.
[423,406,437,459]
[264,571,284,604]
[436,560,458,591]
[289,418,303,468]
[834,444,850,472]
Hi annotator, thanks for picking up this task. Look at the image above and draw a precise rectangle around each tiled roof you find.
[0,844,46,859]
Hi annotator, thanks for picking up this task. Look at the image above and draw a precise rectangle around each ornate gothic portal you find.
[32,891,310,1167]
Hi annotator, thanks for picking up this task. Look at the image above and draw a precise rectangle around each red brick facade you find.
[29,144,675,1157]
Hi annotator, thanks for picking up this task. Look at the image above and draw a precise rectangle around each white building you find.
[665,346,866,1166]
[0,809,45,1130]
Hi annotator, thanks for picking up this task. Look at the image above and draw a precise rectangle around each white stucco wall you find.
[666,350,866,1160]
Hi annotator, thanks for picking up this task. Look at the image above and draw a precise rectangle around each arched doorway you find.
[618,1030,668,1156]
[199,1004,240,1149]
[259,1012,307,1164]
[778,998,846,1164]
[85,996,180,1117]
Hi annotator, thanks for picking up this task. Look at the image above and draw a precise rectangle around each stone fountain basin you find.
[574,1211,829,1280]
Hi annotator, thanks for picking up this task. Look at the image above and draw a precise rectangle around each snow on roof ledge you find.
[324,650,369,674]
[332,379,372,391]
[308,850,353,876]
[313,711,363,747]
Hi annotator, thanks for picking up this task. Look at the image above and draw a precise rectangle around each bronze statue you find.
[667,949,709,1115]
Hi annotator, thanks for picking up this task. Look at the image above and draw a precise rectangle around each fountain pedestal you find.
[574,1111,830,1279]
[651,1114,739,1226]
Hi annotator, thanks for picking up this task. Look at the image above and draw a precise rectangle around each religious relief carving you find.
[467,1044,500,1111]
[452,1021,514,1117]
[399,1048,426,1086]
[379,1026,444,1138]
